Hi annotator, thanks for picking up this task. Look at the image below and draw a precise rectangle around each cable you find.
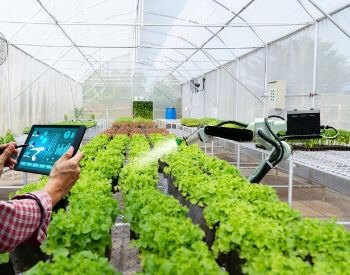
[215,120,248,128]
[264,118,284,166]
[249,129,281,183]
[267,115,285,120]
[257,129,280,163]
[320,125,339,139]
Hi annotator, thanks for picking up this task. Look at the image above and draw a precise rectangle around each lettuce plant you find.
[27,251,120,275]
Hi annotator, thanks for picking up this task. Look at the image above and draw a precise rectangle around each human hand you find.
[0,143,18,175]
[43,147,84,206]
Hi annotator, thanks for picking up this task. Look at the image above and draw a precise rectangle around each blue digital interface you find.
[17,127,79,174]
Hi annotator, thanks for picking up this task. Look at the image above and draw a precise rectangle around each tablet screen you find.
[16,126,81,174]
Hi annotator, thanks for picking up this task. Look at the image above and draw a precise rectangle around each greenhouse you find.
[0,0,349,274]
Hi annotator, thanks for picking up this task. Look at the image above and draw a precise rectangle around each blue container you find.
[165,107,176,119]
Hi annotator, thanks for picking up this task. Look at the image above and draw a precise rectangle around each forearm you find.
[0,191,52,253]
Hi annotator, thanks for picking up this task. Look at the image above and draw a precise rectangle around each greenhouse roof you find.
[0,0,349,84]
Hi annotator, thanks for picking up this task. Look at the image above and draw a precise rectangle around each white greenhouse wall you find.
[0,45,82,135]
[181,7,350,129]
[203,70,218,118]
[218,63,237,120]
[238,49,265,123]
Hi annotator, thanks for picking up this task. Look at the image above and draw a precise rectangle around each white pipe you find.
[288,160,294,206]
[307,0,350,39]
[0,20,314,28]
[312,21,319,108]
[161,0,256,82]
[263,43,268,116]
[6,58,12,130]
[235,60,239,120]
[12,43,264,50]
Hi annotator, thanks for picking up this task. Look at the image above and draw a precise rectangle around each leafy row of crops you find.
[119,134,224,274]
[180,117,222,127]
[9,133,124,274]
[284,128,350,148]
[164,144,350,274]
[2,118,349,274]
[104,119,168,137]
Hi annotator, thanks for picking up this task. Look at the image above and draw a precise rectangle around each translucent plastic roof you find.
[0,0,348,84]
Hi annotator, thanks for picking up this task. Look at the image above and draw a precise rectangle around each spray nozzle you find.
[175,137,184,146]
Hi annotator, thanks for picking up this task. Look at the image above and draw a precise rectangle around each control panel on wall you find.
[267,80,286,110]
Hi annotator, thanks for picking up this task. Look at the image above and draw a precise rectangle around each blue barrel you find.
[165,107,176,119]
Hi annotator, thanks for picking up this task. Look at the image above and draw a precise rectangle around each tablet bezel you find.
[14,124,87,175]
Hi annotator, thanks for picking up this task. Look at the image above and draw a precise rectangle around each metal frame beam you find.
[12,43,263,50]
[295,0,317,21]
[0,20,313,28]
[39,58,237,63]
[179,2,350,86]
[161,0,256,82]
[210,0,265,45]
[144,11,239,60]
[306,0,350,39]
[36,0,107,86]
[140,28,229,75]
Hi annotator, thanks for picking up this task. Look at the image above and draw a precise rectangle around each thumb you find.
[59,146,74,161]
[0,144,15,160]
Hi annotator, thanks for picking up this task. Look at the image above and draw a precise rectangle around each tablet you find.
[15,125,86,175]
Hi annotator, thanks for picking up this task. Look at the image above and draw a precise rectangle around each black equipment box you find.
[286,109,320,138]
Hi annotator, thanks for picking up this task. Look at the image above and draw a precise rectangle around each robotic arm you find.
[178,118,291,183]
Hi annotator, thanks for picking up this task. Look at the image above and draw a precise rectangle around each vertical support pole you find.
[288,160,294,206]
[203,75,206,117]
[6,58,13,131]
[235,60,239,120]
[237,144,241,169]
[33,65,37,124]
[216,69,220,119]
[263,43,268,117]
[152,86,155,119]
[23,173,28,185]
[312,22,319,109]
[211,140,214,156]
[48,70,51,123]
[106,104,109,127]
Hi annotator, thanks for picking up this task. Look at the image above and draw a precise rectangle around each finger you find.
[0,144,8,150]
[59,146,74,161]
[8,158,17,165]
[1,142,17,150]
[0,144,15,160]
[71,151,84,164]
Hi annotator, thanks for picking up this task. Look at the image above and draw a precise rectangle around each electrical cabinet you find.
[267,80,286,110]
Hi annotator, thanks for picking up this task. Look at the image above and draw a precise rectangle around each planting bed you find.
[103,118,168,137]
[2,118,349,274]
[7,133,126,273]
[164,144,350,274]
